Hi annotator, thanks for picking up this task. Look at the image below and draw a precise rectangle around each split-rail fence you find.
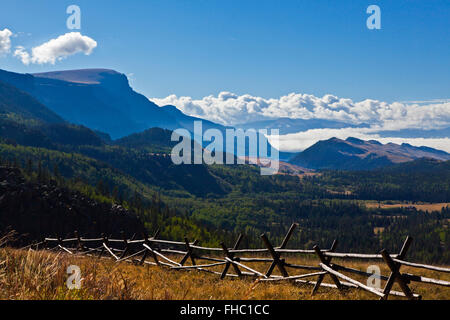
[23,224,450,300]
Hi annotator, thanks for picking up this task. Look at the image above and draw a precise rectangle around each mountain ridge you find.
[290,136,450,170]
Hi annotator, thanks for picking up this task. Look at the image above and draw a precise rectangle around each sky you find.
[0,0,449,151]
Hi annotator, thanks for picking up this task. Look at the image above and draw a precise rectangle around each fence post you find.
[119,231,129,260]
[380,236,418,300]
[220,234,243,279]
[180,238,198,266]
[264,223,297,277]
[261,233,289,278]
[74,231,85,252]
[24,231,450,300]
[98,233,106,258]
[312,240,342,295]
[139,231,149,265]
[140,229,160,265]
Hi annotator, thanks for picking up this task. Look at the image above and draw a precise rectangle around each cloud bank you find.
[152,92,450,152]
[152,92,450,132]
[0,28,12,54]
[14,32,97,65]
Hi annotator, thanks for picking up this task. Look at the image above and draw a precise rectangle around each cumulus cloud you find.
[14,32,97,65]
[13,46,30,64]
[151,92,450,132]
[153,91,450,152]
[266,127,450,153]
[0,28,13,54]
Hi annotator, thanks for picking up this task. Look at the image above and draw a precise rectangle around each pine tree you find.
[37,160,43,182]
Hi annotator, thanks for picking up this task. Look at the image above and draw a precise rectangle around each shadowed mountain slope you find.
[0,69,229,139]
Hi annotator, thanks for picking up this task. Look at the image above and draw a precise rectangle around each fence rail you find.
[22,223,450,300]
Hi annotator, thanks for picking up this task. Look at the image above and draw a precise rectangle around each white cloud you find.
[14,32,97,65]
[13,46,30,64]
[151,92,450,132]
[153,92,450,153]
[266,127,450,153]
[0,28,13,55]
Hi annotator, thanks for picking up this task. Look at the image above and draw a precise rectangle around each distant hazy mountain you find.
[235,117,366,135]
[290,137,450,170]
[375,127,450,139]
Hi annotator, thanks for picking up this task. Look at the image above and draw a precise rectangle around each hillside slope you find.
[0,80,63,124]
[0,167,145,242]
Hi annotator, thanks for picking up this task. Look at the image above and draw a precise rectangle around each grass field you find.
[0,247,448,300]
[365,202,450,212]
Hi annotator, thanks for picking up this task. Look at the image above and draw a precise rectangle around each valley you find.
[1,0,449,306]
[0,68,449,265]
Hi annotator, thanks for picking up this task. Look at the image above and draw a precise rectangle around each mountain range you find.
[0,67,449,171]
[235,117,367,135]
[290,137,450,170]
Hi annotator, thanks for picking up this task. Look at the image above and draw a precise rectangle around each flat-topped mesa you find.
[33,68,122,84]
[32,69,131,93]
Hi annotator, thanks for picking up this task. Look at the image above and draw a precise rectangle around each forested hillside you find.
[317,159,450,202]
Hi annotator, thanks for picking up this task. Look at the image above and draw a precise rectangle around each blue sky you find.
[0,0,449,102]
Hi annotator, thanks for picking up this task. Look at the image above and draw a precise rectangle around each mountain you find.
[0,69,230,139]
[0,80,63,124]
[0,68,278,159]
[375,127,450,139]
[0,79,105,149]
[290,137,450,170]
[234,117,367,135]
[0,80,241,197]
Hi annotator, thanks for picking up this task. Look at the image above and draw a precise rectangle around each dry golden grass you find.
[0,247,448,300]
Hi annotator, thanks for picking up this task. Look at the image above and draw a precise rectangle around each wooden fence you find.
[24,223,450,300]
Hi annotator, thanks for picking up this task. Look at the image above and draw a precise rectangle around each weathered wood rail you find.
[23,223,450,300]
